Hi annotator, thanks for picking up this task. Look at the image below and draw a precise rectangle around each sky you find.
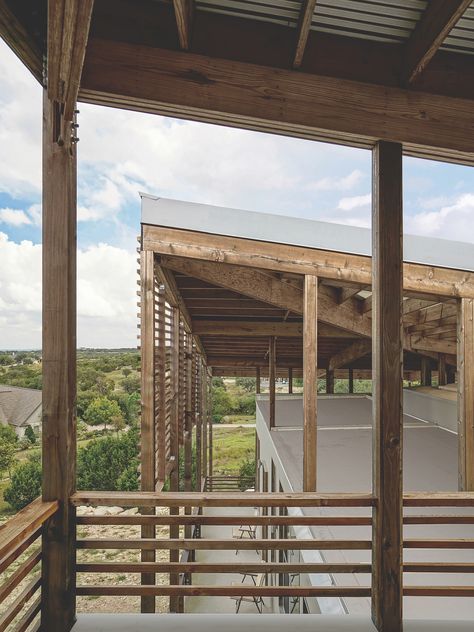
[0,40,473,350]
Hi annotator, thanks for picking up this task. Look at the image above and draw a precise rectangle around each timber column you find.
[458,298,474,491]
[371,141,403,632]
[303,275,318,491]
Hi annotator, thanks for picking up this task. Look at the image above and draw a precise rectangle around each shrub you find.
[0,425,17,445]
[4,455,42,510]
[77,427,139,491]
[0,437,16,478]
[238,458,256,491]
[24,425,36,444]
[84,396,122,431]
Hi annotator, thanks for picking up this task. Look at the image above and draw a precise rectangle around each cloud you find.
[306,169,364,192]
[337,193,371,211]
[406,193,474,242]
[0,208,32,226]
[0,233,137,349]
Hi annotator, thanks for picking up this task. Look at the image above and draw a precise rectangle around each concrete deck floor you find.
[185,505,277,614]
[73,614,474,632]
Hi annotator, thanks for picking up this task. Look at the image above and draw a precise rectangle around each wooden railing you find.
[205,474,255,491]
[0,498,58,631]
[73,491,374,601]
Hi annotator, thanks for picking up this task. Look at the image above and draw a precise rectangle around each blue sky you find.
[0,39,473,349]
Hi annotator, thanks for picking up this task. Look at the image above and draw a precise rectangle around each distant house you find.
[0,385,42,438]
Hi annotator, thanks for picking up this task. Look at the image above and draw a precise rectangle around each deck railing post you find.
[303,275,318,492]
[457,298,474,490]
[371,140,403,632]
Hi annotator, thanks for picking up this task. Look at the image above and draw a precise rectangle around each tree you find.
[77,428,139,491]
[24,425,36,444]
[236,377,256,392]
[0,437,16,479]
[0,424,18,445]
[122,367,132,377]
[4,455,42,510]
[122,375,140,395]
[238,458,256,491]
[111,414,125,435]
[211,386,234,423]
[84,396,122,432]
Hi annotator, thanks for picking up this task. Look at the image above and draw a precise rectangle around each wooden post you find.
[438,354,447,387]
[349,368,354,394]
[326,368,334,394]
[458,298,474,491]
[269,337,276,429]
[209,375,213,479]
[169,307,180,612]
[202,366,208,483]
[303,275,318,492]
[371,140,403,632]
[421,357,432,386]
[195,358,202,486]
[256,366,261,394]
[288,367,293,394]
[42,91,77,631]
[139,250,156,613]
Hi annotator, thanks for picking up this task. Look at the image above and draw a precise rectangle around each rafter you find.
[328,340,372,372]
[403,0,472,85]
[0,1,42,81]
[173,0,194,51]
[48,0,95,121]
[294,0,317,68]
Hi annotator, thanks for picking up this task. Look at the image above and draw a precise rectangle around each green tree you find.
[115,392,140,425]
[24,425,36,444]
[77,428,139,491]
[84,397,122,432]
[0,437,16,478]
[238,458,256,491]
[0,424,18,445]
[122,375,140,395]
[122,367,132,377]
[235,377,256,392]
[211,386,234,423]
[4,455,42,510]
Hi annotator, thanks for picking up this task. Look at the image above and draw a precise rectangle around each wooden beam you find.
[81,38,474,165]
[288,367,293,394]
[145,226,474,299]
[338,286,363,304]
[48,0,95,121]
[293,0,317,68]
[438,354,447,387]
[139,250,156,613]
[192,320,303,337]
[0,1,43,81]
[403,0,472,85]
[303,276,317,491]
[458,298,474,491]
[326,368,334,394]
[173,0,194,51]
[256,367,261,394]
[420,357,432,387]
[328,340,372,372]
[269,337,276,430]
[42,88,77,631]
[371,140,403,632]
[348,368,354,394]
[169,306,180,612]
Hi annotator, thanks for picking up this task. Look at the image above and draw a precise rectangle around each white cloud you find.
[0,208,32,226]
[337,193,371,211]
[406,193,474,242]
[306,169,364,192]
[0,233,137,349]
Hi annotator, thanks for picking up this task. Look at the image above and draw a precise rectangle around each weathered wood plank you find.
[458,298,474,491]
[303,275,317,491]
[371,140,403,632]
[269,337,276,429]
[293,0,317,68]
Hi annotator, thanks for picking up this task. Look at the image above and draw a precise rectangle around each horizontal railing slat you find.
[0,550,41,603]
[11,595,41,632]
[0,576,41,632]
[77,515,372,526]
[76,561,372,574]
[72,491,374,507]
[77,538,372,550]
[76,585,371,597]
[0,498,58,560]
[0,530,41,576]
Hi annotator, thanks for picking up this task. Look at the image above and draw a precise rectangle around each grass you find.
[211,426,255,474]
[217,414,255,425]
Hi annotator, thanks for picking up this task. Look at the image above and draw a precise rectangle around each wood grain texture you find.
[269,336,276,429]
[371,140,403,632]
[403,0,472,84]
[458,298,474,491]
[303,275,317,491]
[294,0,317,68]
[80,38,474,164]
[42,89,77,632]
[173,0,194,50]
[328,340,371,372]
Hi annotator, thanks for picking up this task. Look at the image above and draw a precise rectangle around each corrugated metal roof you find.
[441,2,474,55]
[194,0,474,52]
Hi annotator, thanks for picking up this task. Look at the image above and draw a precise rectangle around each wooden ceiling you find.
[167,257,457,374]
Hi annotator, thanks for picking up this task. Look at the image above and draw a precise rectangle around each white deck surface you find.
[256,395,474,620]
[73,613,474,631]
